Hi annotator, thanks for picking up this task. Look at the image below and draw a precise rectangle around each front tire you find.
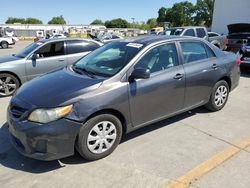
[1,41,9,49]
[77,114,123,161]
[0,73,20,97]
[205,80,229,112]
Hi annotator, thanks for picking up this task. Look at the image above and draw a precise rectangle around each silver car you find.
[0,38,102,97]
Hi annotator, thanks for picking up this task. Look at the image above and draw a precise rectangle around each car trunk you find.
[227,23,250,51]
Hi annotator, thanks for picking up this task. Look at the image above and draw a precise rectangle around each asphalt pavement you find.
[0,41,249,188]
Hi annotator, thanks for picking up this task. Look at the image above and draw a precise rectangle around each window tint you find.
[135,43,179,74]
[205,45,216,58]
[196,28,207,38]
[180,42,208,63]
[183,29,195,37]
[66,40,99,54]
[35,42,64,58]
[74,42,143,77]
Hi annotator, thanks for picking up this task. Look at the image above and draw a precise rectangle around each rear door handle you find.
[212,64,218,69]
[174,73,184,80]
[58,59,65,62]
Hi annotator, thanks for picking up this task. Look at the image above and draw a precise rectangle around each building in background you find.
[212,0,250,34]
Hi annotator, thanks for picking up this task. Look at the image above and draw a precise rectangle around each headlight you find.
[28,105,73,123]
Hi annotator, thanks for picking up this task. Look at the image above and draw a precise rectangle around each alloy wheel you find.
[0,76,17,96]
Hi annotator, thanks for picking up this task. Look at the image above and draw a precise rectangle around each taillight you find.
[236,58,241,65]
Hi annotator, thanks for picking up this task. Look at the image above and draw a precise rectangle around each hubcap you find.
[87,121,117,154]
[0,76,17,96]
[214,85,228,107]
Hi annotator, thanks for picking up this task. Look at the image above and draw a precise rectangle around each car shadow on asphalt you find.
[241,72,250,78]
[0,107,209,174]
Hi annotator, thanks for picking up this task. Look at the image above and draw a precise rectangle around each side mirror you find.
[31,53,39,60]
[129,68,150,81]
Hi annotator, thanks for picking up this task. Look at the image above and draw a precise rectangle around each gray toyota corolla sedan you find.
[0,38,102,97]
[8,36,240,161]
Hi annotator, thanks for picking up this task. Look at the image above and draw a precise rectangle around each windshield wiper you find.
[72,66,96,78]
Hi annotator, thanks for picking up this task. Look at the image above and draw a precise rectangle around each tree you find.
[158,1,194,27]
[104,18,129,28]
[5,17,26,24]
[90,19,104,25]
[25,17,43,24]
[48,16,66,24]
[157,7,167,24]
[5,17,43,24]
[194,0,214,27]
[147,18,158,28]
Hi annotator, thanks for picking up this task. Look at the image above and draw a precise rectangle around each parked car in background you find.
[0,36,16,49]
[7,36,240,161]
[208,32,227,50]
[0,38,102,97]
[226,23,250,52]
[88,32,123,43]
[49,34,67,39]
[238,40,250,71]
[163,26,227,50]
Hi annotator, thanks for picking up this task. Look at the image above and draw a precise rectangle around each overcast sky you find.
[0,0,196,24]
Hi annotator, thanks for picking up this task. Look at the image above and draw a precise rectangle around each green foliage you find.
[194,0,214,27]
[90,19,104,25]
[147,18,158,28]
[128,22,150,30]
[5,17,43,24]
[48,16,66,25]
[157,7,167,24]
[157,0,214,27]
[25,17,43,24]
[105,18,129,28]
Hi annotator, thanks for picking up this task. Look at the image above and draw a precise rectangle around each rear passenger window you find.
[205,45,216,58]
[183,29,195,37]
[196,28,206,38]
[66,40,99,55]
[135,43,179,74]
[180,42,208,63]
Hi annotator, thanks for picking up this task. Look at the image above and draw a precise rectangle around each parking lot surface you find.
[0,41,250,188]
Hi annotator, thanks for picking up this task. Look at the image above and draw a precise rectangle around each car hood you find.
[228,23,250,34]
[13,67,104,108]
[0,55,22,64]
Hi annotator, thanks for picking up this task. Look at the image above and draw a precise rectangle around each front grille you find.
[10,105,28,119]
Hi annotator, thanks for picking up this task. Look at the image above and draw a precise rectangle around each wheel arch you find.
[84,108,127,135]
[218,76,232,91]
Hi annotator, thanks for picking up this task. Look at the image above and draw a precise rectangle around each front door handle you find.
[212,64,218,69]
[174,73,184,80]
[58,59,65,62]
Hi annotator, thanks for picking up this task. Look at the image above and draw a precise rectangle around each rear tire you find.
[77,114,123,161]
[1,41,9,49]
[205,80,229,112]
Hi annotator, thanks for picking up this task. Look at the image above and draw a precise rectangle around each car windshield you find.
[165,28,184,36]
[15,42,42,58]
[73,41,144,77]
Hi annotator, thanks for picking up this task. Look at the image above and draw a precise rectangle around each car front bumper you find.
[8,112,82,161]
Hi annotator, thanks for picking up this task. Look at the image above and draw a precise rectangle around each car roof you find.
[40,38,97,43]
[38,38,102,45]
[124,35,196,46]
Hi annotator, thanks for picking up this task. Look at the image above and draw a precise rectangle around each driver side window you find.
[135,43,179,74]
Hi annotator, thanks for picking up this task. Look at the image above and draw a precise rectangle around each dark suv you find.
[8,36,240,161]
